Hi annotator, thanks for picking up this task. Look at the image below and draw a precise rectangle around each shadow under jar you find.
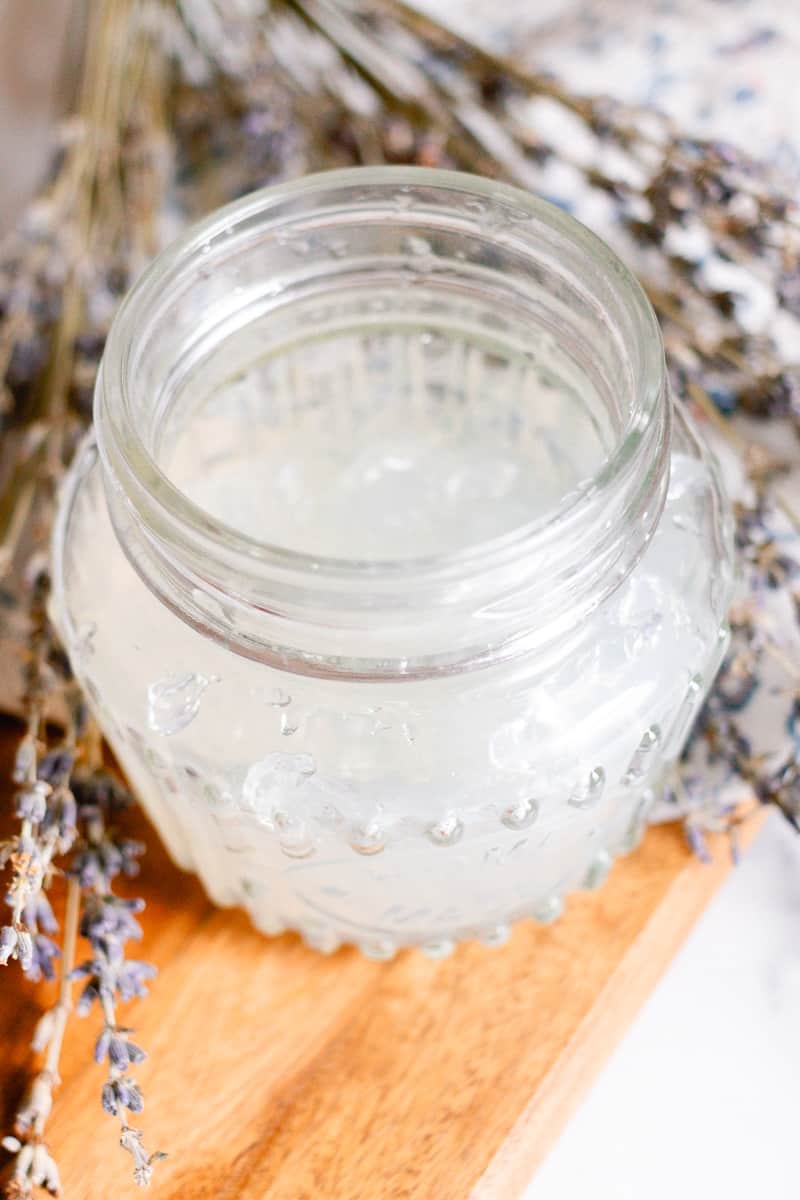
[52,168,734,960]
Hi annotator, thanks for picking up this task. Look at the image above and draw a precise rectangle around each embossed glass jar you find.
[52,168,734,958]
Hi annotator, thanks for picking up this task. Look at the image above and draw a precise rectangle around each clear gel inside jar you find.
[162,299,613,560]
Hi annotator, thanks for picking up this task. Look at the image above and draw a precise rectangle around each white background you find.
[527,814,800,1199]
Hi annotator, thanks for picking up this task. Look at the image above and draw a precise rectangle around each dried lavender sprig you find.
[666,480,800,841]
[1,877,80,1199]
[0,1142,60,1200]
[1,595,94,1200]
[0,0,170,581]
[2,4,169,1188]
[272,0,800,439]
[1,463,151,1192]
[175,0,800,457]
[0,570,80,974]
[67,769,163,1187]
[1,729,164,1196]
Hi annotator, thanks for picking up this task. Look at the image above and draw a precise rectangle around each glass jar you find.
[52,168,734,958]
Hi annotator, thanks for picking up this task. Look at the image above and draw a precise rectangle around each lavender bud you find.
[109,1035,130,1070]
[119,839,145,877]
[0,925,17,965]
[76,981,100,1016]
[94,1027,112,1064]
[40,894,58,935]
[42,785,78,850]
[16,930,34,972]
[82,895,144,946]
[116,1079,144,1114]
[23,892,58,935]
[117,960,156,1001]
[12,735,37,785]
[70,848,102,889]
[15,779,51,823]
[26,934,60,982]
[101,1081,118,1116]
[127,1042,147,1065]
[686,823,712,864]
[100,841,124,882]
[37,749,75,786]
[73,773,130,814]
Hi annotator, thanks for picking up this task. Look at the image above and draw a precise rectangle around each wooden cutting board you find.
[0,717,760,1199]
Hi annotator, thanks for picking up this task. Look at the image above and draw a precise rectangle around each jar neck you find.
[95,168,670,681]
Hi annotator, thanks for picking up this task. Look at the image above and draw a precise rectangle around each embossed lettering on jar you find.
[52,168,734,959]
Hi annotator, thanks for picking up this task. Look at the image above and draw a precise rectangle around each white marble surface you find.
[525,813,800,1199]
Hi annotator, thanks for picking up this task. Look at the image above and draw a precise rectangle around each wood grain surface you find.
[0,718,761,1199]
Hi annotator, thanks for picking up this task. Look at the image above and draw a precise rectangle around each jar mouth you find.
[101,167,664,571]
[96,167,669,676]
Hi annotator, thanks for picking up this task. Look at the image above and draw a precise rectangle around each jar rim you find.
[94,166,670,677]
[98,165,666,580]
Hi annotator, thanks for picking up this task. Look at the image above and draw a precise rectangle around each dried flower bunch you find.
[1,0,798,1193]
[0,565,162,1195]
[1,1,170,1193]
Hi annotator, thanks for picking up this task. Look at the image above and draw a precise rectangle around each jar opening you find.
[97,168,669,677]
[161,301,614,564]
